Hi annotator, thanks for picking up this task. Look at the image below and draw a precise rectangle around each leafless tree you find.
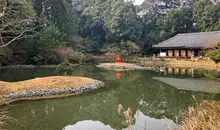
[0,0,37,48]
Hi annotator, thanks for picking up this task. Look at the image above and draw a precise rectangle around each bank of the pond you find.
[97,63,150,70]
[0,76,104,104]
[0,64,82,69]
[139,58,220,70]
[167,60,220,70]
[0,65,57,69]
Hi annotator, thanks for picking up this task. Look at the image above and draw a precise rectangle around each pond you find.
[0,66,220,130]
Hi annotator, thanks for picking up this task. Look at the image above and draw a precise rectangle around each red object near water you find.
[116,70,123,79]
[116,56,123,63]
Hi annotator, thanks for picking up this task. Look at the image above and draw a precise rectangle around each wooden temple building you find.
[153,31,220,58]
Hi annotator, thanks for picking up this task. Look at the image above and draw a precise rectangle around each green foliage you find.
[68,51,95,64]
[2,0,220,65]
[32,25,64,65]
[126,41,141,56]
[211,42,220,63]
[32,0,76,36]
[86,37,104,53]
[32,54,44,65]
[120,41,140,56]
[38,25,65,51]
[0,56,8,66]
[164,8,194,35]
[204,72,219,81]
[193,0,220,31]
[68,51,85,64]
[119,50,129,57]
[56,61,74,75]
[46,54,61,65]
[20,0,36,16]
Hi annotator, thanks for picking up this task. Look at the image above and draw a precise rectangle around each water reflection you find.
[154,77,220,93]
[123,111,177,130]
[63,111,177,130]
[116,70,124,79]
[63,120,114,130]
[1,66,220,130]
[158,67,220,78]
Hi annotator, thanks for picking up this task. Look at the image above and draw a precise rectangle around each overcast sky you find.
[133,0,145,5]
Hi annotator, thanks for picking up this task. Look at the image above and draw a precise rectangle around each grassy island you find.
[0,76,104,104]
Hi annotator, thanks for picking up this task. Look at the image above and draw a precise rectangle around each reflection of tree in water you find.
[0,68,58,82]
[3,67,220,130]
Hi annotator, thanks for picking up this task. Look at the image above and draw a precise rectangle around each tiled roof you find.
[153,31,220,49]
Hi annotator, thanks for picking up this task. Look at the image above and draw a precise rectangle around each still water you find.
[0,66,220,130]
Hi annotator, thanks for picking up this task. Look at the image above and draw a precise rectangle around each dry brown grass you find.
[0,76,94,95]
[168,60,220,70]
[0,109,10,130]
[180,100,220,130]
[117,104,134,129]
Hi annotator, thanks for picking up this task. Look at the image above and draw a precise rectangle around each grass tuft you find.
[180,100,220,130]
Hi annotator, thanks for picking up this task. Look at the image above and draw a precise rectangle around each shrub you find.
[120,41,141,56]
[46,54,61,65]
[0,56,8,66]
[83,54,95,63]
[68,51,85,64]
[85,37,104,53]
[32,54,44,65]
[56,61,74,75]
[101,44,121,54]
[209,42,220,63]
[119,50,129,57]
[126,41,141,56]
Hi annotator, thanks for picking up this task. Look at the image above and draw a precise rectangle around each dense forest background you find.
[0,0,220,65]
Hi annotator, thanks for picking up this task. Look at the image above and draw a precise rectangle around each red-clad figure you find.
[116,56,123,63]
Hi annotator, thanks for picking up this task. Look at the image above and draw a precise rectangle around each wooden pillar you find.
[181,50,186,57]
[174,50,179,57]
[168,50,173,57]
[188,50,192,57]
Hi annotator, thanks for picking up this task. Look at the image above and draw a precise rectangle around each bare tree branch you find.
[0,0,38,48]
[0,28,36,48]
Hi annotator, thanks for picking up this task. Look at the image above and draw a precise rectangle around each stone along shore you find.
[97,63,150,70]
[0,76,105,103]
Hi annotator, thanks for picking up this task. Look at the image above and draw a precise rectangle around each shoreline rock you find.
[5,80,105,101]
[96,63,151,70]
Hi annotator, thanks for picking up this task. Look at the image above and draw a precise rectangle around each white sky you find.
[133,0,145,5]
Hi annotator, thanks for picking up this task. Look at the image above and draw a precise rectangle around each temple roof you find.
[153,31,220,49]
